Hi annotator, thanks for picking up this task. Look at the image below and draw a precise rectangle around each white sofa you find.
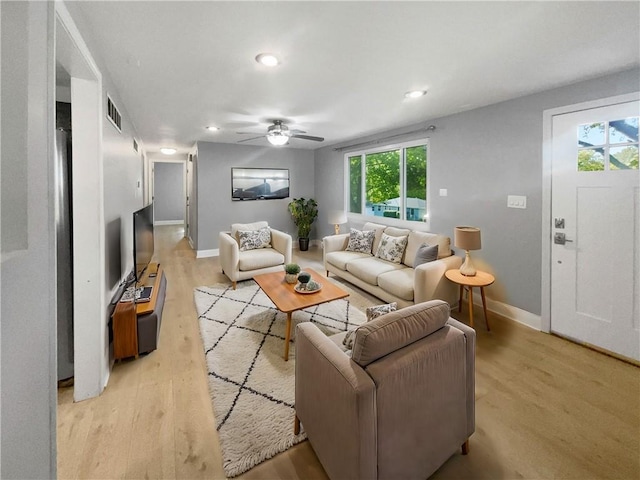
[323,222,461,308]
[219,221,292,289]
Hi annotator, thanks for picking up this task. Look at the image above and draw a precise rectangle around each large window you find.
[347,140,428,222]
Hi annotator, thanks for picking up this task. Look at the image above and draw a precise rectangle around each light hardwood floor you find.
[58,225,640,479]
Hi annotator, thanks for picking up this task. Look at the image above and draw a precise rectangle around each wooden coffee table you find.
[253,268,349,360]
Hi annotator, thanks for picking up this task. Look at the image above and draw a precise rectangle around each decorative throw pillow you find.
[343,302,398,350]
[366,302,397,321]
[375,233,408,264]
[238,227,271,251]
[414,243,439,267]
[346,228,376,254]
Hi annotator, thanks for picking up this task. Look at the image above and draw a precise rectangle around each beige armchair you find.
[219,221,292,289]
[294,300,475,480]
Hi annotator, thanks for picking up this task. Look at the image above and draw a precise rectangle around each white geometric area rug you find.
[193,280,365,477]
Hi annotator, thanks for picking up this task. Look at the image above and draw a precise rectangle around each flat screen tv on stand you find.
[133,203,154,284]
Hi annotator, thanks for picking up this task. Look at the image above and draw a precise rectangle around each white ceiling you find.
[68,1,639,154]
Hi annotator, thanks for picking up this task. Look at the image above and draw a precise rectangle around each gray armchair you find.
[219,221,292,289]
[294,300,475,480]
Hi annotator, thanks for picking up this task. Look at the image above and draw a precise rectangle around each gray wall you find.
[188,151,199,249]
[1,1,57,477]
[154,162,184,222]
[196,142,315,251]
[315,68,640,316]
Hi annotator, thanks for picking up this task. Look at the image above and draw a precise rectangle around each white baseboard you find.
[197,249,219,258]
[467,295,541,330]
[187,236,195,250]
[154,220,184,226]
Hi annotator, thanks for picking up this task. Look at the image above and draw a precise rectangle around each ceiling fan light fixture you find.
[206,126,219,131]
[267,134,289,146]
[405,90,427,99]
[160,147,177,155]
[255,53,279,67]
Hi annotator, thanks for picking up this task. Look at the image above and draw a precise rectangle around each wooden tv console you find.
[112,263,167,360]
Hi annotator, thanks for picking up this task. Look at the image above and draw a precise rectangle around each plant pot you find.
[298,237,310,251]
[285,273,298,284]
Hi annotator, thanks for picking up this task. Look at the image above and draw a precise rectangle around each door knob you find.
[554,232,574,245]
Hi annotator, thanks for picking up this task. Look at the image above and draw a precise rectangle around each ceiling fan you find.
[237,120,324,146]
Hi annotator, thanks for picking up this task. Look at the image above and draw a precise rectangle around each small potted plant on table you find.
[288,197,318,251]
[284,263,301,284]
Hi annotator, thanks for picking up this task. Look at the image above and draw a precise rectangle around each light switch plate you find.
[507,195,527,209]
[439,188,448,197]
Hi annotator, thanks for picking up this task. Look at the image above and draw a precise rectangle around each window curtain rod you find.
[333,125,436,152]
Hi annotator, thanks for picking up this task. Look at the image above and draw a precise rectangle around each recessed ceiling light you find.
[206,126,219,132]
[405,90,427,99]
[160,147,177,155]
[255,53,279,67]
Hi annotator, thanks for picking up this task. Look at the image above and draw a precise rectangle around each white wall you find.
[1,2,57,477]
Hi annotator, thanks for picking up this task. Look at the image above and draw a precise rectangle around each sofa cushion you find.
[366,302,398,320]
[363,222,388,254]
[346,228,376,253]
[238,248,284,271]
[231,221,269,243]
[413,243,439,267]
[351,300,450,367]
[377,268,415,301]
[238,226,272,251]
[325,250,371,271]
[346,257,406,285]
[375,233,408,264]
[382,226,411,237]
[404,231,451,267]
[343,302,398,350]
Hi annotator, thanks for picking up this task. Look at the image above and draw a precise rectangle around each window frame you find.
[344,138,430,228]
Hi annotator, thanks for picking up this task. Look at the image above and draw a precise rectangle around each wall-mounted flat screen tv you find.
[231,167,290,201]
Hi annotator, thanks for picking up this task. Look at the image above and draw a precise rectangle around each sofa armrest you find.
[414,254,462,304]
[270,228,292,264]
[219,231,240,282]
[323,233,349,254]
[446,318,476,438]
[295,323,377,480]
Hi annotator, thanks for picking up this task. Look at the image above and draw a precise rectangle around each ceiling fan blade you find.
[237,136,265,143]
[289,129,307,135]
[291,134,324,142]
[236,131,261,135]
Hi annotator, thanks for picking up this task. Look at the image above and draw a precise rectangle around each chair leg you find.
[326,270,330,277]
[232,281,237,290]
[461,439,470,455]
[294,414,300,435]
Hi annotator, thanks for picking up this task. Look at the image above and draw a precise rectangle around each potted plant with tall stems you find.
[288,197,318,251]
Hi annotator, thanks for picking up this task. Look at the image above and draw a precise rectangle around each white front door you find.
[551,100,639,360]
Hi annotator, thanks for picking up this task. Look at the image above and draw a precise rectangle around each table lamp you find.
[454,226,481,276]
[328,210,348,235]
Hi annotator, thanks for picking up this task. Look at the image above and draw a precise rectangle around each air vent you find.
[133,138,139,152]
[106,95,121,132]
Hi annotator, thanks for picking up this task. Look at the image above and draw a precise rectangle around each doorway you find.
[543,95,639,361]
[151,159,187,229]
[56,3,107,400]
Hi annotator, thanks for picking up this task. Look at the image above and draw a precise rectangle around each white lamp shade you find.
[328,210,348,225]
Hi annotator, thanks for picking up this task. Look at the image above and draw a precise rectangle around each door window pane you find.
[578,122,605,147]
[405,145,427,221]
[610,145,639,170]
[348,155,362,213]
[365,150,400,218]
[578,149,605,171]
[609,117,639,144]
